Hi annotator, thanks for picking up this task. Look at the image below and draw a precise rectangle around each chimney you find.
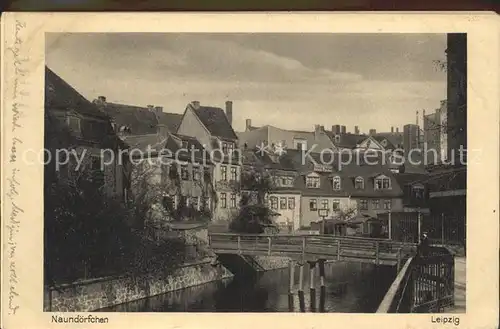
[314,124,321,140]
[396,127,399,133]
[156,124,169,138]
[369,129,376,136]
[225,101,233,126]
[320,125,325,131]
[391,126,394,133]
[191,101,200,109]
[154,106,163,114]
[354,126,360,135]
[245,119,252,131]
[341,126,346,134]
[147,105,154,111]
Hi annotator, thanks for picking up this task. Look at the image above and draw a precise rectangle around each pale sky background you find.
[46,33,447,133]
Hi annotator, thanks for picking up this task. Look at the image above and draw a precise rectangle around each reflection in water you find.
[100,262,396,313]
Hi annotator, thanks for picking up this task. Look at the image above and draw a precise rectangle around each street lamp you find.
[318,208,329,235]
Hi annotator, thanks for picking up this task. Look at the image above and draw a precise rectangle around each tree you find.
[229,164,278,234]
[43,113,187,286]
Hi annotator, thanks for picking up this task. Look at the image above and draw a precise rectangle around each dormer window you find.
[355,176,364,189]
[221,141,235,155]
[334,135,341,143]
[374,175,391,190]
[412,184,425,199]
[67,115,81,134]
[332,176,341,190]
[181,141,189,149]
[306,173,320,188]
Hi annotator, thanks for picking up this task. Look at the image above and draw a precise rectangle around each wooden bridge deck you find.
[209,233,416,266]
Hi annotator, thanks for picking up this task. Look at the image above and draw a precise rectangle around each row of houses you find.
[45,66,449,234]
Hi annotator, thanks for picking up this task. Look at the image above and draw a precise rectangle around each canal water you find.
[101,262,396,312]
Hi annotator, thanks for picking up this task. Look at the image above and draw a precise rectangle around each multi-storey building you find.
[176,101,241,222]
[45,66,125,198]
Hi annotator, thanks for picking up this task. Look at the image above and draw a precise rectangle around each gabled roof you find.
[158,112,183,133]
[374,132,404,148]
[99,102,158,135]
[190,105,238,140]
[325,131,367,149]
[372,135,396,150]
[45,66,108,120]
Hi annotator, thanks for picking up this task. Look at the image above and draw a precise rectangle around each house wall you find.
[176,107,212,151]
[299,196,355,228]
[267,193,301,232]
[351,197,403,214]
[267,126,335,151]
[236,127,268,149]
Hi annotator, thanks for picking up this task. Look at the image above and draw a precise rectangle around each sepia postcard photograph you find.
[1,12,499,329]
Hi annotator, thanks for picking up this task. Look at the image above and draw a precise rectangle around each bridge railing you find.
[209,233,416,264]
[377,246,455,313]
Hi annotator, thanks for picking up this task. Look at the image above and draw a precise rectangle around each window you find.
[179,196,187,208]
[67,116,81,132]
[181,165,189,180]
[227,142,234,155]
[220,165,227,181]
[309,199,317,211]
[270,197,278,210]
[90,155,102,171]
[355,177,364,189]
[359,199,368,210]
[332,176,341,190]
[230,167,237,181]
[332,199,340,211]
[280,197,287,210]
[230,193,237,208]
[191,197,199,210]
[193,167,201,181]
[321,199,329,210]
[372,199,380,210]
[279,176,294,187]
[162,196,174,211]
[201,197,211,210]
[288,197,295,210]
[306,174,320,188]
[294,139,307,150]
[412,185,424,199]
[375,176,391,189]
[221,142,228,154]
[220,193,227,208]
[181,141,189,149]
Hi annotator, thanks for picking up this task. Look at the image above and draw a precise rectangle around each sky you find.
[46,33,447,133]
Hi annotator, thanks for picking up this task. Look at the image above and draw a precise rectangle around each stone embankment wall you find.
[252,256,291,271]
[44,258,233,312]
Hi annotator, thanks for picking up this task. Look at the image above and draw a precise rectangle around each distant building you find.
[446,33,467,162]
[177,101,241,222]
[45,66,125,199]
[403,124,420,153]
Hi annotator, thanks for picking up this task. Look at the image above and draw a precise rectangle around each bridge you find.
[209,233,416,268]
[209,233,456,313]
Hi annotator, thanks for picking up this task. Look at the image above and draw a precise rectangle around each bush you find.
[44,177,187,286]
[229,204,277,234]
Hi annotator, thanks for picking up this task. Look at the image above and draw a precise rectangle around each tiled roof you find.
[123,133,211,163]
[372,135,396,150]
[192,105,238,140]
[45,67,108,120]
[374,132,404,148]
[98,103,158,135]
[325,132,367,149]
[158,112,183,133]
[98,102,183,136]
[45,67,124,149]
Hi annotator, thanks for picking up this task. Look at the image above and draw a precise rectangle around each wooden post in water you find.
[289,260,295,293]
[318,259,326,312]
[288,260,295,311]
[298,263,305,312]
[309,261,316,312]
[388,211,392,240]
